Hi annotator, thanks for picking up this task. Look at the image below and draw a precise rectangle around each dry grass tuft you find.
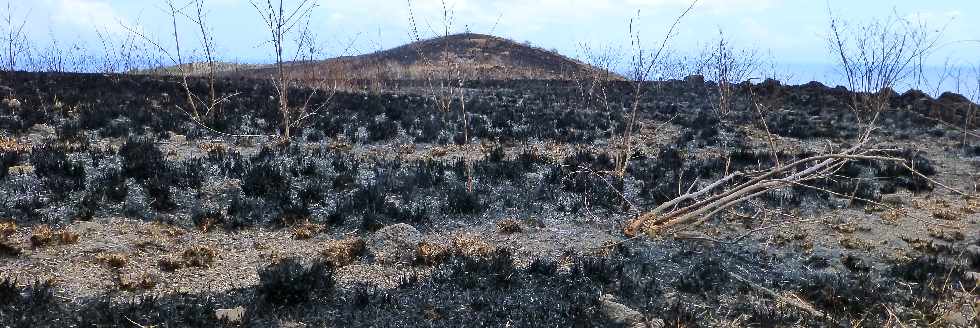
[416,241,449,266]
[0,138,28,152]
[119,272,157,291]
[962,198,980,214]
[158,255,185,272]
[96,252,130,268]
[292,223,324,240]
[450,234,496,258]
[182,245,217,268]
[932,210,962,221]
[880,208,907,223]
[927,227,965,242]
[0,221,16,238]
[30,225,54,248]
[321,237,366,267]
[197,142,227,154]
[6,165,33,176]
[57,229,79,245]
[496,219,523,234]
[328,140,352,152]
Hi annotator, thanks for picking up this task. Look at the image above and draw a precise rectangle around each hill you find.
[240,33,619,83]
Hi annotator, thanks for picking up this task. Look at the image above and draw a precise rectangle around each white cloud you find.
[48,0,128,34]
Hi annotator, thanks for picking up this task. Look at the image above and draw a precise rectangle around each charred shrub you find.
[446,184,482,214]
[119,137,167,182]
[411,159,446,189]
[876,150,935,193]
[242,162,290,204]
[225,194,262,229]
[0,279,57,324]
[257,258,334,308]
[331,156,359,190]
[368,116,399,142]
[30,145,86,200]
[145,174,176,212]
[798,271,897,321]
[1,151,19,179]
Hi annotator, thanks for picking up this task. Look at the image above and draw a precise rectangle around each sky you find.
[7,0,980,93]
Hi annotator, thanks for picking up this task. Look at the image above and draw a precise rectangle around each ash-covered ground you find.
[0,71,978,327]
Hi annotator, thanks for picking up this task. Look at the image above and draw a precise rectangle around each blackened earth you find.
[0,71,978,327]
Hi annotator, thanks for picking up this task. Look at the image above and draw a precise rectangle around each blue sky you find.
[9,0,980,92]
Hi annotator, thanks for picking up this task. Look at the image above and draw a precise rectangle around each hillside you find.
[240,33,619,83]
[0,71,978,326]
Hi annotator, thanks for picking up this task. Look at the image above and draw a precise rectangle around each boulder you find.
[369,223,421,265]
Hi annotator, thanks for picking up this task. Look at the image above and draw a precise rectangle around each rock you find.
[215,306,246,324]
[647,318,667,328]
[369,223,421,265]
[600,294,645,328]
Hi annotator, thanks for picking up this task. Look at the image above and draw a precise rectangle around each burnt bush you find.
[257,258,334,308]
[119,137,166,182]
[875,149,935,193]
[446,184,482,214]
[30,145,86,201]
[0,279,57,324]
[0,151,18,179]
[241,162,291,204]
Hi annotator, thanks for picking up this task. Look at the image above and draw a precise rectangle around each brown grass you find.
[119,272,157,291]
[96,252,130,268]
[57,229,79,245]
[0,137,28,152]
[932,209,962,221]
[416,241,449,266]
[182,245,216,268]
[30,225,53,248]
[450,234,496,258]
[496,219,523,234]
[321,237,366,267]
[292,223,323,240]
[0,221,16,238]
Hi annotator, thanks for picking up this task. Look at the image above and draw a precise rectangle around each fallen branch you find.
[624,142,920,236]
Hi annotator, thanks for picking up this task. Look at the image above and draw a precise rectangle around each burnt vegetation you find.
[2,237,978,326]
[0,26,978,326]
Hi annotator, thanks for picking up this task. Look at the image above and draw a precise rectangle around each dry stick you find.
[749,83,782,168]
[617,0,699,179]
[119,5,258,139]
